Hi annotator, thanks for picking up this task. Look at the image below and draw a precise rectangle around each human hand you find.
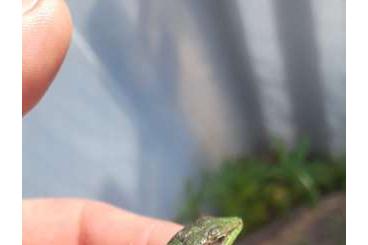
[23,199,182,245]
[22,1,182,244]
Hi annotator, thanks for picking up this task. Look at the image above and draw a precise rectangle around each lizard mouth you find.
[213,236,226,245]
[219,219,243,244]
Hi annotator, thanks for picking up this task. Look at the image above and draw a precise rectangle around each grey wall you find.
[23,0,345,218]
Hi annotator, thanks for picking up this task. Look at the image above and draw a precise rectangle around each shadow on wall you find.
[187,0,331,154]
[187,0,269,153]
[86,0,198,216]
[273,0,329,153]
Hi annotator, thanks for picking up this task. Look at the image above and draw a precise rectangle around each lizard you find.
[167,216,243,245]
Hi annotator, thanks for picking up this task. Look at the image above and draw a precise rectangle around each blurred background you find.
[23,0,345,244]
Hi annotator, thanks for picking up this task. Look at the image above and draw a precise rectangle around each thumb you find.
[22,0,73,115]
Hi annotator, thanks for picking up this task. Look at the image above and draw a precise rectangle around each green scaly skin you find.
[167,217,243,245]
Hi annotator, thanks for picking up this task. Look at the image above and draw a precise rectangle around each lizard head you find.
[192,216,243,244]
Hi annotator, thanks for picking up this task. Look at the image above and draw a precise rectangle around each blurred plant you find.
[176,141,345,234]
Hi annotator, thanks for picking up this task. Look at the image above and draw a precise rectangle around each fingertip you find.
[79,200,183,245]
[22,0,73,115]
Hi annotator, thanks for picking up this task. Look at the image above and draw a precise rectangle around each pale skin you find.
[23,1,243,244]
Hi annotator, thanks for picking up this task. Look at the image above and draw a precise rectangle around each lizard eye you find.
[208,227,221,238]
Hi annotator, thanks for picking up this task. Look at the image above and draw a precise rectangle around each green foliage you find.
[176,142,346,233]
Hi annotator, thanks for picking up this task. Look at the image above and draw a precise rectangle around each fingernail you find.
[23,0,39,15]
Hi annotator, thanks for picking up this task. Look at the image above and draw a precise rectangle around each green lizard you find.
[167,216,243,245]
